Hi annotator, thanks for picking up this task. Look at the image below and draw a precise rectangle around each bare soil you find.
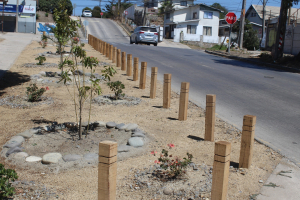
[0,40,282,199]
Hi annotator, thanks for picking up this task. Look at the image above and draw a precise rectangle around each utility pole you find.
[238,0,246,49]
[262,0,266,39]
[16,0,19,33]
[73,3,76,16]
[288,6,291,25]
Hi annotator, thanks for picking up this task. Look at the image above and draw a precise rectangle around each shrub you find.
[209,44,227,51]
[154,144,193,179]
[35,56,46,65]
[26,83,49,102]
[0,163,18,199]
[45,12,49,17]
[107,81,125,100]
[36,13,39,19]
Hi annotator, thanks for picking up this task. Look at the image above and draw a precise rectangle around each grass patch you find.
[208,44,227,51]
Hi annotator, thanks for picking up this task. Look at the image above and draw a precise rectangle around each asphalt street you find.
[83,18,300,166]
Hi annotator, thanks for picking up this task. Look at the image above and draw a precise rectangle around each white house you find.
[148,0,194,9]
[164,4,222,43]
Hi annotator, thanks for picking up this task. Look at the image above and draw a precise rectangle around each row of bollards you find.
[88,34,257,200]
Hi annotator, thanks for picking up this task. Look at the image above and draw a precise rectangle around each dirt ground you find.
[0,40,282,199]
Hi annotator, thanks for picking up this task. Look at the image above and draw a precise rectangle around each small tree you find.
[60,40,116,140]
[43,0,79,73]
[92,6,101,18]
[211,3,228,19]
[0,164,18,199]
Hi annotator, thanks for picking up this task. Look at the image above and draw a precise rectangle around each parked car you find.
[82,10,92,17]
[130,26,158,46]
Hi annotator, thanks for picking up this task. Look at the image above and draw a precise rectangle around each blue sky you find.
[70,0,300,18]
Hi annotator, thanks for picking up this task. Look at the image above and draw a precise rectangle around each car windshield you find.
[140,27,157,32]
[84,10,91,13]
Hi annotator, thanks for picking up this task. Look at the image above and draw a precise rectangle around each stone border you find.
[0,96,54,109]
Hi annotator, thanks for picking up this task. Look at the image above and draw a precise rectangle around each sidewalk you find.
[0,32,40,78]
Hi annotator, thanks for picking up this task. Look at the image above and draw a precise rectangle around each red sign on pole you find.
[124,11,128,15]
[100,12,103,16]
[225,12,237,24]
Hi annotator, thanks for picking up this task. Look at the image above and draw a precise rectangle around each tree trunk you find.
[79,98,82,140]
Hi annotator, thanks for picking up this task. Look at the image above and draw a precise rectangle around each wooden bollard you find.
[98,40,101,52]
[211,141,231,200]
[178,82,190,121]
[109,45,113,60]
[133,57,139,81]
[103,42,106,56]
[98,141,117,200]
[163,74,171,108]
[121,52,126,71]
[106,43,109,58]
[112,47,117,63]
[117,49,121,67]
[239,115,256,168]
[88,34,91,45]
[150,67,157,98]
[96,39,99,52]
[139,62,147,89]
[127,54,132,76]
[205,94,216,141]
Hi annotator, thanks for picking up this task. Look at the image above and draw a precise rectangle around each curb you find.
[205,50,300,73]
[115,20,131,36]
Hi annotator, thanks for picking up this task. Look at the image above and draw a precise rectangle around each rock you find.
[115,123,125,129]
[131,132,145,138]
[128,137,144,147]
[39,71,46,76]
[3,136,25,148]
[6,146,24,157]
[106,122,117,128]
[74,70,84,75]
[163,188,173,195]
[118,124,128,131]
[42,153,62,164]
[37,78,44,82]
[45,72,56,77]
[259,180,263,183]
[85,73,91,77]
[93,121,106,127]
[81,122,90,127]
[63,154,82,162]
[132,128,143,133]
[83,153,98,161]
[26,156,42,162]
[14,152,29,159]
[125,123,138,132]
[17,128,39,138]
[118,145,131,152]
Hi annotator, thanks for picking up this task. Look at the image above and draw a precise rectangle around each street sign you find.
[124,11,128,15]
[225,12,237,24]
[100,12,103,16]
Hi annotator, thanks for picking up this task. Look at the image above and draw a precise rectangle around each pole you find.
[238,0,247,49]
[262,0,266,39]
[228,25,232,54]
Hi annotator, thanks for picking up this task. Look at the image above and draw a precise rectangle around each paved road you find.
[84,18,300,166]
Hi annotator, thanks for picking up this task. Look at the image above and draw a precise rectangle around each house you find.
[164,4,222,44]
[147,0,194,10]
[245,4,300,38]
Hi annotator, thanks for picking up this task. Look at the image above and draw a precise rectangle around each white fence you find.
[284,25,300,55]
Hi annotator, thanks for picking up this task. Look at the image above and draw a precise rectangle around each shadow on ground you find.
[0,70,30,96]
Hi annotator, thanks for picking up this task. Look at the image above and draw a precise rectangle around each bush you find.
[45,12,48,17]
[107,81,125,100]
[154,144,193,179]
[0,164,18,199]
[26,83,49,102]
[36,13,39,19]
[35,56,46,65]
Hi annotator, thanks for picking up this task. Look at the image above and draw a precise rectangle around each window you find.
[204,11,213,19]
[193,12,198,19]
[203,26,212,36]
[180,1,187,6]
[187,25,197,34]
[166,13,170,19]
[251,12,256,17]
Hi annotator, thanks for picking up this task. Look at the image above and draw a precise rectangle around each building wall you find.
[284,25,300,55]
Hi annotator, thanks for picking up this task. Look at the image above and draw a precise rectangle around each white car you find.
[82,10,92,17]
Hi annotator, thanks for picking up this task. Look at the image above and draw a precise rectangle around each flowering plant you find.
[153,144,193,179]
[26,84,49,102]
[39,38,48,48]
[72,37,80,44]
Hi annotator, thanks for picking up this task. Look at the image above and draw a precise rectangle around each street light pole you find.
[238,0,246,49]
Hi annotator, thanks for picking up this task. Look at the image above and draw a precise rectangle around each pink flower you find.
[151,151,157,155]
[46,86,49,90]
[154,160,160,164]
[168,143,175,148]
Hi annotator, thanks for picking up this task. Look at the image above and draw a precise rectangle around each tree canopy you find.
[92,6,102,18]
[104,1,132,18]
[39,0,73,16]
[82,7,92,13]
[210,3,228,19]
[159,1,174,15]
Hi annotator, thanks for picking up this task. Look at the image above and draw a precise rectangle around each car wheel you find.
[147,44,150,46]
[130,37,133,44]
[154,43,157,46]
[135,38,138,45]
